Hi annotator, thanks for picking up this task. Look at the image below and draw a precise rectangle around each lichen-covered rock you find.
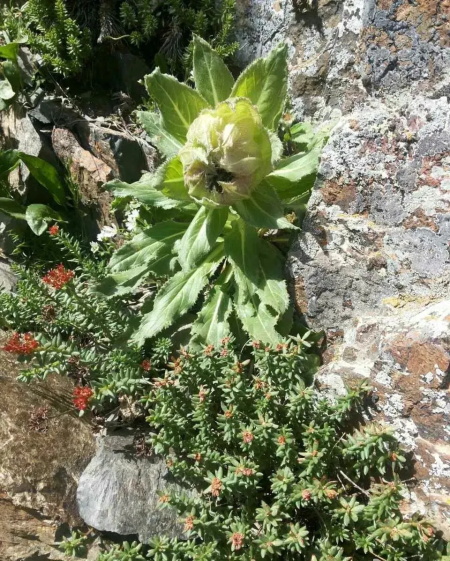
[77,432,190,542]
[236,0,450,119]
[0,331,96,560]
[236,0,450,536]
[315,301,450,538]
[288,94,450,536]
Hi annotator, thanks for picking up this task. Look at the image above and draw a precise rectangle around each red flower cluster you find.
[48,224,59,236]
[42,264,75,289]
[2,332,39,354]
[72,386,94,410]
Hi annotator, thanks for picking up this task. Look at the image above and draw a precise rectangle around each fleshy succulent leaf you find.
[176,205,228,271]
[231,43,288,131]
[144,69,209,143]
[193,35,234,107]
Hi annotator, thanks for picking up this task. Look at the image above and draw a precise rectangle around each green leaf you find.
[137,111,182,159]
[3,60,22,92]
[257,242,289,316]
[0,43,19,60]
[231,43,288,131]
[190,269,233,347]
[25,204,63,235]
[18,153,66,206]
[193,35,234,107]
[233,184,298,230]
[0,197,26,219]
[106,168,185,209]
[224,219,260,285]
[160,157,191,202]
[0,149,19,178]
[224,220,288,344]
[132,244,225,345]
[266,145,322,192]
[177,205,228,270]
[94,265,153,298]
[109,221,187,273]
[144,69,208,143]
[232,266,281,345]
[0,77,15,101]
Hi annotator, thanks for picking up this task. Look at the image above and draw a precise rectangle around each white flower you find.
[97,223,118,241]
[124,208,140,232]
[90,242,100,254]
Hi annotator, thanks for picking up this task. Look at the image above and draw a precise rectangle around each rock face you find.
[0,331,96,560]
[236,0,450,536]
[77,432,188,542]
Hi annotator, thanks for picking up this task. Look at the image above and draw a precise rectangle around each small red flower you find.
[277,435,287,445]
[2,332,39,355]
[72,386,94,410]
[48,224,59,236]
[302,489,312,501]
[42,264,75,289]
[141,359,151,371]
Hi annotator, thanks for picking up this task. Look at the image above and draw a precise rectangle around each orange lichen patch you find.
[403,209,439,232]
[388,339,450,378]
[321,178,357,211]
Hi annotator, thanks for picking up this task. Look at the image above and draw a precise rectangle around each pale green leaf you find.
[94,265,150,298]
[18,152,66,206]
[193,35,234,107]
[232,266,280,345]
[257,241,289,316]
[132,244,225,345]
[190,270,233,347]
[137,111,182,159]
[0,197,26,219]
[0,43,19,60]
[231,43,288,131]
[266,145,322,192]
[160,157,191,202]
[233,183,298,230]
[0,77,15,101]
[224,219,260,285]
[109,221,187,273]
[25,204,63,235]
[177,205,228,270]
[105,167,185,209]
[144,69,208,143]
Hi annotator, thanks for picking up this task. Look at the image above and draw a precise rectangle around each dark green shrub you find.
[0,0,238,79]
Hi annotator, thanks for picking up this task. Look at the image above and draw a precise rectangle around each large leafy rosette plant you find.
[102,37,325,347]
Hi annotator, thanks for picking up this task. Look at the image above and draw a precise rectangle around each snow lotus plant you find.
[102,37,326,347]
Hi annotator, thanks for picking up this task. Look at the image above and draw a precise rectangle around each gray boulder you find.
[77,432,190,542]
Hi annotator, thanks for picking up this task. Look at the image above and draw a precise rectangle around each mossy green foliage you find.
[0,0,237,78]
